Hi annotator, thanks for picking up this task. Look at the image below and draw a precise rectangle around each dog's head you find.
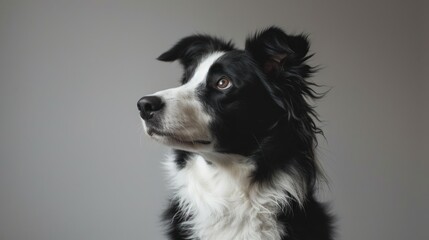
[138,27,318,155]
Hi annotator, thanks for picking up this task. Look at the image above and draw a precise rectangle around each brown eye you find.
[216,77,232,90]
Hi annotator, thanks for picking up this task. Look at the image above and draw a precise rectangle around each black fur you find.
[155,26,334,239]
[172,150,192,170]
[162,198,193,239]
[280,194,334,240]
[158,34,234,84]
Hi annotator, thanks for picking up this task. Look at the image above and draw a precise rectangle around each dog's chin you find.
[145,127,212,151]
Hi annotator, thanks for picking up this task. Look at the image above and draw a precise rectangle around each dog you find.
[137,26,333,240]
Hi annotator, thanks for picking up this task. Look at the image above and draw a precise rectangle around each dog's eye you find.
[216,77,232,90]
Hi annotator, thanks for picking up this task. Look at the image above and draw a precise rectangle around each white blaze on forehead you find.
[185,51,226,89]
[152,51,226,96]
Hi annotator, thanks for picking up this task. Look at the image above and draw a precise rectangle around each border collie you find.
[137,26,333,240]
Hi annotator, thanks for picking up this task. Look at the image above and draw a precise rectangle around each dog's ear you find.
[246,27,320,119]
[157,35,234,68]
[245,26,312,77]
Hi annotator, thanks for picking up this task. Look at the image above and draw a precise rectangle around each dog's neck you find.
[165,151,307,240]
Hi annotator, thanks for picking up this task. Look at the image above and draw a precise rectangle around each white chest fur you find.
[164,153,304,240]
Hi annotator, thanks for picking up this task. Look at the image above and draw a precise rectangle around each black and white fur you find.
[137,27,333,240]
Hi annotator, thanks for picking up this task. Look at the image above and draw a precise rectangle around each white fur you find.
[164,152,306,240]
[144,52,225,152]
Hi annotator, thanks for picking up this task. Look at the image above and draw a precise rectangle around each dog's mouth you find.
[147,128,212,145]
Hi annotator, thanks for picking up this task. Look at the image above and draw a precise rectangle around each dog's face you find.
[138,27,313,155]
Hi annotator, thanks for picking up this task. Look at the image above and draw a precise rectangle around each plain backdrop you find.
[0,1,428,240]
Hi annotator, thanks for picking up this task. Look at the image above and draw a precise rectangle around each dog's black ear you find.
[246,27,321,120]
[157,35,234,68]
[245,26,312,77]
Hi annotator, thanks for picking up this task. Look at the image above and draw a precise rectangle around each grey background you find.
[0,1,427,240]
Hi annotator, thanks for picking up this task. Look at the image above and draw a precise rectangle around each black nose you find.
[137,96,164,120]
